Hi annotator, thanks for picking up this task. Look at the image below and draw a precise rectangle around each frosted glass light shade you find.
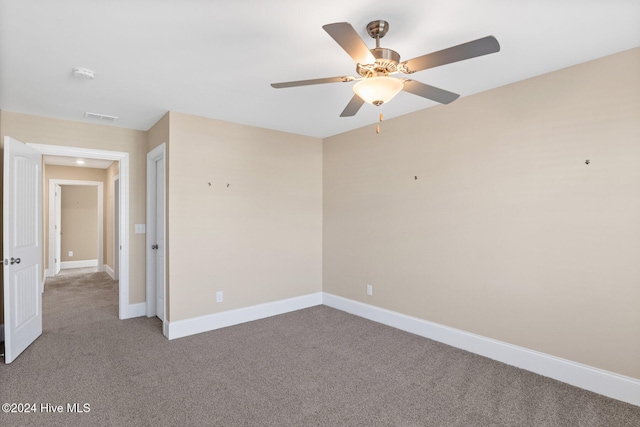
[353,76,403,106]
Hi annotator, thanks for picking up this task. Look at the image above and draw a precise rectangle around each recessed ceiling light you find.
[76,160,85,165]
[73,67,95,79]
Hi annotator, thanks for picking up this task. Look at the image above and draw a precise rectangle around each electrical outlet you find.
[68,251,73,257]
[216,291,223,303]
[366,284,373,296]
[135,224,146,234]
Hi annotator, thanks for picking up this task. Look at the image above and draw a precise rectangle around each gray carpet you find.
[1,269,639,426]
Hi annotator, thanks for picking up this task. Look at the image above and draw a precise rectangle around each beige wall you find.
[60,185,98,261]
[0,112,148,303]
[167,112,323,321]
[148,112,169,153]
[323,47,640,379]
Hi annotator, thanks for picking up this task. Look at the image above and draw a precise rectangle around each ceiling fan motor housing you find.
[356,47,401,77]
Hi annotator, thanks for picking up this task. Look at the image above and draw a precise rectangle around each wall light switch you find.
[135,224,146,234]
[216,291,223,303]
[68,251,73,257]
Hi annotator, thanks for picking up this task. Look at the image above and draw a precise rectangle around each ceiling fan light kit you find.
[353,75,403,106]
[271,19,500,117]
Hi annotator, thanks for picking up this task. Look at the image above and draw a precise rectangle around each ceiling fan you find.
[271,20,500,117]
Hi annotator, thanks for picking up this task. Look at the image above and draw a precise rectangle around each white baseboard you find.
[104,265,115,280]
[167,292,323,340]
[322,293,640,407]
[120,302,146,320]
[60,259,98,270]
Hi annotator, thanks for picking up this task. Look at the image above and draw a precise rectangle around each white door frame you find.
[27,143,134,320]
[54,184,62,276]
[146,143,166,330]
[113,175,120,280]
[48,180,103,276]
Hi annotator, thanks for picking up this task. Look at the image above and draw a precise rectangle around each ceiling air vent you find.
[84,112,117,121]
[73,67,95,79]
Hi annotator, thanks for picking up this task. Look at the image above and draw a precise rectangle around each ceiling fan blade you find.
[271,76,355,88]
[400,36,500,73]
[340,95,365,117]
[402,80,460,104]
[323,22,376,64]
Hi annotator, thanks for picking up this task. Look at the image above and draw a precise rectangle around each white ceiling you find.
[43,155,114,169]
[1,1,639,139]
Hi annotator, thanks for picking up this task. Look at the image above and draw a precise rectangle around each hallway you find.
[44,267,119,329]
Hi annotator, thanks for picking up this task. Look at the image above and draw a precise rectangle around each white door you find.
[54,184,62,275]
[146,144,166,323]
[3,136,43,363]
[155,159,165,321]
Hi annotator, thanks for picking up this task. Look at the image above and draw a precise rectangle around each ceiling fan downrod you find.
[367,20,390,48]
[357,20,401,77]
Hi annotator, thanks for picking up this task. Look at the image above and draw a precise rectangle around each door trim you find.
[146,143,167,332]
[112,175,120,280]
[54,184,62,276]
[27,143,134,320]
[47,179,104,278]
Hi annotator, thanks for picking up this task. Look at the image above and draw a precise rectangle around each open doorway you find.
[3,138,136,363]
[27,143,135,320]
[47,179,104,279]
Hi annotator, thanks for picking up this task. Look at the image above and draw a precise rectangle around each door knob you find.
[10,257,21,265]
[151,244,158,250]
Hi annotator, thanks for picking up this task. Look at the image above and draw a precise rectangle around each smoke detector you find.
[73,67,95,79]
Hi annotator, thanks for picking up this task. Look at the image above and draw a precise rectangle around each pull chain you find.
[376,107,383,134]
